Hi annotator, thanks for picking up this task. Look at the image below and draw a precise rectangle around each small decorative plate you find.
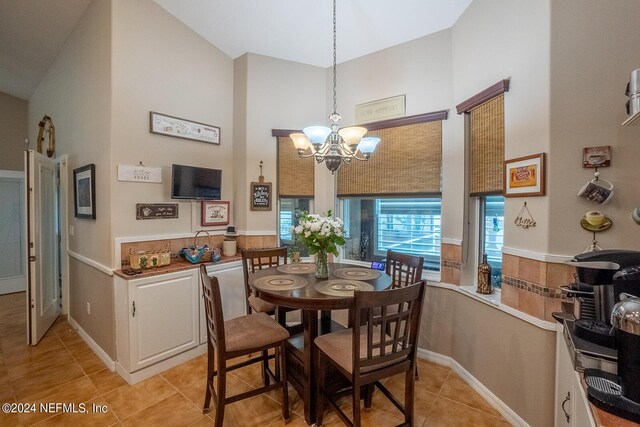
[332,267,381,280]
[580,216,612,232]
[276,263,315,274]
[315,280,374,297]
[252,275,308,291]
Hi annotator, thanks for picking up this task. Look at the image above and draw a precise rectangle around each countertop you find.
[114,254,242,279]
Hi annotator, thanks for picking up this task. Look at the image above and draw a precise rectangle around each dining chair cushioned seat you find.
[247,294,276,314]
[315,325,399,374]
[225,312,289,352]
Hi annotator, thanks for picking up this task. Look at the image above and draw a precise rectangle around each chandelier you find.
[290,0,380,174]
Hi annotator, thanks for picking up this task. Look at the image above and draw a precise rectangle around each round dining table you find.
[248,262,392,425]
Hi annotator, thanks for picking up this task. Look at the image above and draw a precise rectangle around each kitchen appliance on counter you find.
[623,68,640,126]
[561,250,640,348]
[583,294,640,423]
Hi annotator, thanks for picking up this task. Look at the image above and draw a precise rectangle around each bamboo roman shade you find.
[277,136,314,197]
[469,94,504,196]
[336,121,442,197]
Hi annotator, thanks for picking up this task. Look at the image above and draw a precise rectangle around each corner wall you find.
[0,91,27,171]
[548,0,640,254]
[27,0,113,357]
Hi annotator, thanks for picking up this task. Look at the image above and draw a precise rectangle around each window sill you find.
[427,281,556,331]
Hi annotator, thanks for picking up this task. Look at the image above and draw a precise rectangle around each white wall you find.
[110,0,235,242]
[548,0,640,254]
[234,53,326,232]
[0,91,27,171]
[28,0,112,266]
[452,0,552,256]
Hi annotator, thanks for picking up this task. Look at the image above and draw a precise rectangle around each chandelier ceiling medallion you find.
[290,0,380,174]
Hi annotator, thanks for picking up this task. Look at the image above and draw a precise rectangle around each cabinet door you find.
[573,371,596,427]
[555,326,574,426]
[200,262,244,344]
[129,270,199,371]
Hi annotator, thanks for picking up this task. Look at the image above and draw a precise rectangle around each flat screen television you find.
[171,164,222,200]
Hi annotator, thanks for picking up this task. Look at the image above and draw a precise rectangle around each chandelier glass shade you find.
[290,0,380,174]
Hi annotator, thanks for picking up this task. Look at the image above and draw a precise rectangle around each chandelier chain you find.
[332,0,337,115]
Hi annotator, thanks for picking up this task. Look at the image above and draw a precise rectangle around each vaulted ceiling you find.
[0,0,472,100]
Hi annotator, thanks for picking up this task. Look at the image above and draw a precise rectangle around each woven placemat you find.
[276,263,316,274]
[314,280,374,297]
[332,267,381,280]
[253,275,308,291]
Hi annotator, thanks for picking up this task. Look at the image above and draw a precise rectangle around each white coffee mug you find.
[577,178,614,204]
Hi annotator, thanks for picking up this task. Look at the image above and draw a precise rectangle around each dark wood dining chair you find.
[315,280,426,427]
[386,249,424,289]
[199,265,290,427]
[241,247,299,330]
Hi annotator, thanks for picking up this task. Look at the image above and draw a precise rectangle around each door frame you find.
[56,155,69,315]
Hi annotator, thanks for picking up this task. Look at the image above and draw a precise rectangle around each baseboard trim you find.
[417,348,530,427]
[115,344,207,384]
[67,315,116,372]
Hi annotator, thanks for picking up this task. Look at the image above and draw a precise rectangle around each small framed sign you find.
[136,203,179,220]
[251,182,272,211]
[150,111,220,145]
[117,164,162,183]
[504,153,546,197]
[582,146,611,168]
[202,201,230,226]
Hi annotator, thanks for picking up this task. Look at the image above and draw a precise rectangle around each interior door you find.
[26,150,60,345]
[0,171,26,295]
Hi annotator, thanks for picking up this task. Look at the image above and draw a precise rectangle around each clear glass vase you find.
[315,250,329,279]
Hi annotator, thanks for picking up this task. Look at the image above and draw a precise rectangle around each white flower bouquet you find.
[292,210,345,257]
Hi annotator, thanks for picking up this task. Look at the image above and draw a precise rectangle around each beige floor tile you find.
[103,375,177,420]
[207,392,285,426]
[11,360,84,400]
[423,396,499,427]
[161,355,208,391]
[64,339,95,359]
[0,407,21,427]
[225,358,265,388]
[121,393,205,427]
[377,373,438,425]
[3,336,65,364]
[33,397,119,427]
[188,416,214,426]
[413,362,450,394]
[439,373,500,417]
[75,353,109,375]
[17,376,99,426]
[0,373,14,402]
[88,369,127,395]
[266,412,309,426]
[180,372,252,411]
[497,417,513,426]
[6,345,75,381]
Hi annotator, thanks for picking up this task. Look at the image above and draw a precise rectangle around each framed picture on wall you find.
[504,153,546,197]
[201,200,230,226]
[73,164,96,219]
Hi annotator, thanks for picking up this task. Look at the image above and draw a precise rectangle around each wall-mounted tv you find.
[171,164,222,200]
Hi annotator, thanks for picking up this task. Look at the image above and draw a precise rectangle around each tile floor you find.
[0,292,512,426]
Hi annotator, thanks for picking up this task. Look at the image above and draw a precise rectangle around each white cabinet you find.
[554,325,596,427]
[115,268,200,376]
[200,262,244,344]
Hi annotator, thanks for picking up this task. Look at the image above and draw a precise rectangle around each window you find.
[342,197,441,271]
[480,195,504,288]
[278,197,311,255]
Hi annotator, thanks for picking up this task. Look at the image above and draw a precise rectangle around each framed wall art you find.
[202,200,230,226]
[73,164,96,219]
[582,145,611,168]
[150,111,220,145]
[504,153,546,197]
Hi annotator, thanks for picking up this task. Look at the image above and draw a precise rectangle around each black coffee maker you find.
[583,266,640,422]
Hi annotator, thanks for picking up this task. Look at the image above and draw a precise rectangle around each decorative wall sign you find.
[136,203,178,220]
[514,201,536,229]
[150,111,220,144]
[355,95,406,124]
[251,161,272,211]
[117,163,162,183]
[202,201,230,226]
[504,153,546,197]
[582,146,611,168]
[73,164,96,219]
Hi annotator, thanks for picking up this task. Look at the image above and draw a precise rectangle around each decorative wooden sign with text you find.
[118,164,162,183]
[251,181,272,211]
[136,203,179,220]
